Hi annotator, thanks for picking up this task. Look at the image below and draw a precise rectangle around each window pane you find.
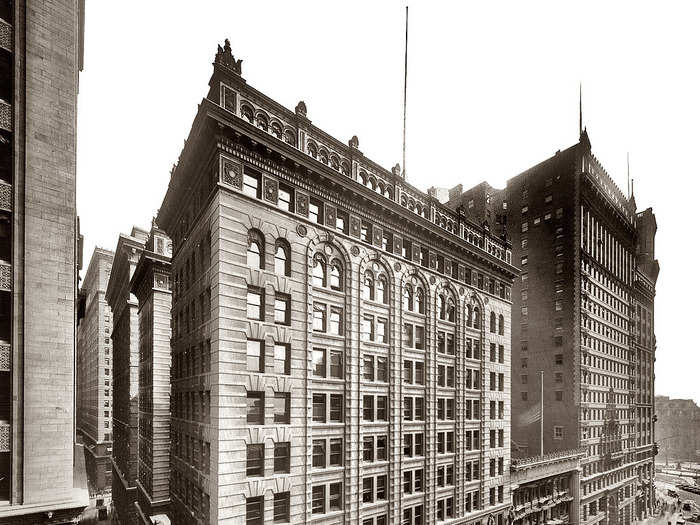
[247,339,264,373]
[313,348,326,377]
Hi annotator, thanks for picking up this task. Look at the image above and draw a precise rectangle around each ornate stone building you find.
[107,227,148,525]
[130,225,172,524]
[446,131,658,525]
[510,448,585,525]
[155,40,518,524]
[0,0,89,522]
[77,247,115,494]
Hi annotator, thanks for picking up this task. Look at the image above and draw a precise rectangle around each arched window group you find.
[403,283,425,314]
[313,253,343,291]
[362,269,389,304]
[466,304,480,329]
[438,293,456,322]
[248,230,292,276]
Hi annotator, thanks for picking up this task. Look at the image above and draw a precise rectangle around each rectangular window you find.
[377,318,388,343]
[377,435,387,461]
[336,210,348,234]
[363,477,374,503]
[363,395,374,421]
[309,198,324,224]
[274,293,291,325]
[274,442,290,473]
[330,438,343,466]
[376,356,388,382]
[312,439,326,468]
[243,168,261,199]
[330,307,343,335]
[246,444,264,477]
[361,220,372,242]
[312,486,325,514]
[330,350,343,378]
[382,231,393,252]
[273,492,290,523]
[363,436,374,461]
[312,393,326,423]
[362,315,374,341]
[330,394,343,422]
[377,475,387,500]
[273,392,290,424]
[278,183,294,212]
[377,396,388,420]
[313,303,326,331]
[247,392,264,424]
[363,355,375,381]
[329,482,342,511]
[274,343,290,375]
[247,286,264,320]
[246,338,264,373]
[313,348,326,377]
[246,496,264,525]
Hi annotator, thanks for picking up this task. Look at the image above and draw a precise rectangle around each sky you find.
[77,1,700,403]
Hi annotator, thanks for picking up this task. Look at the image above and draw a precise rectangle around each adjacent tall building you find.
[155,40,518,524]
[655,396,700,464]
[447,131,658,525]
[130,225,172,524]
[106,227,148,525]
[77,247,115,494]
[0,0,89,522]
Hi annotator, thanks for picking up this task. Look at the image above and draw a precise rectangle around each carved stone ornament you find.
[215,38,243,75]
[394,262,401,272]
[349,216,361,238]
[295,101,307,118]
[296,224,307,237]
[324,245,333,255]
[221,158,242,189]
[393,236,402,255]
[264,177,278,203]
[459,287,465,296]
[348,135,359,149]
[296,192,309,217]
[350,246,360,257]
[325,205,337,227]
[392,163,401,177]
[372,227,382,247]
[429,276,436,285]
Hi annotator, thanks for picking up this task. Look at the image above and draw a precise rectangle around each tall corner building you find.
[0,0,89,522]
[77,247,115,494]
[129,224,172,524]
[155,40,518,524]
[503,131,658,525]
[106,227,148,525]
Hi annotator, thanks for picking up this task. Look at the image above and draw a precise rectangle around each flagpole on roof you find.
[402,5,408,178]
[540,370,544,456]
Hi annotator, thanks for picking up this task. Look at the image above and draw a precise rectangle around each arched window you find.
[271,122,282,139]
[498,314,504,336]
[319,149,329,164]
[403,284,413,311]
[330,260,343,291]
[256,113,268,131]
[363,271,374,301]
[307,141,317,158]
[284,130,296,146]
[340,162,350,176]
[313,254,326,287]
[377,275,388,304]
[241,105,254,123]
[473,307,480,329]
[447,297,455,323]
[416,286,425,314]
[438,295,446,320]
[490,311,497,333]
[247,230,264,269]
[274,239,290,276]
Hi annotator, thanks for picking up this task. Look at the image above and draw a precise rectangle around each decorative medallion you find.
[429,276,436,285]
[411,277,417,286]
[324,245,333,256]
[295,192,309,217]
[296,224,307,237]
[221,158,242,189]
[263,177,278,203]
[372,262,380,272]
[372,227,382,247]
[394,263,401,272]
[350,246,360,257]
[459,287,465,296]
[393,236,402,255]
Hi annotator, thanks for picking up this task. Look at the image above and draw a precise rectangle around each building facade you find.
[77,247,115,494]
[655,396,700,464]
[130,225,172,524]
[510,448,584,525]
[452,131,658,525]
[106,228,148,525]
[0,0,89,522]
[155,40,518,524]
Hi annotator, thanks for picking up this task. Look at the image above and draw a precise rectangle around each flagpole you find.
[540,370,544,456]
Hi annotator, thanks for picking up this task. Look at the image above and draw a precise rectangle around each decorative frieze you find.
[0,340,9,371]
[0,260,10,291]
[0,99,11,133]
[0,420,9,452]
[0,180,11,212]
[220,156,242,189]
[0,18,11,53]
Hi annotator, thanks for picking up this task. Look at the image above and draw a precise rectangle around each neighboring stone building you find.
[510,448,585,525]
[655,396,700,464]
[154,40,518,524]
[130,224,172,524]
[0,0,89,522]
[77,247,115,494]
[447,130,658,525]
[106,227,148,525]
